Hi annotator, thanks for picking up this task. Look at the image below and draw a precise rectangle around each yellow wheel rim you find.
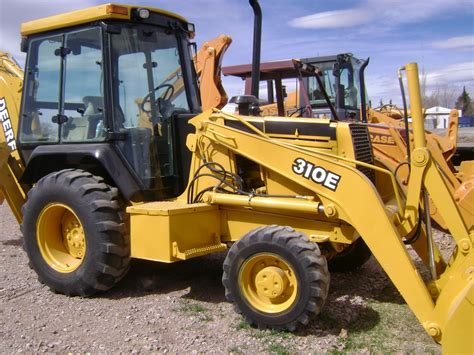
[239,253,298,314]
[36,203,86,273]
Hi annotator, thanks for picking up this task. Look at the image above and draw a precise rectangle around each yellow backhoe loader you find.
[0,2,472,353]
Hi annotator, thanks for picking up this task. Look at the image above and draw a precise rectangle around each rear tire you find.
[223,225,329,331]
[328,237,372,272]
[21,169,130,296]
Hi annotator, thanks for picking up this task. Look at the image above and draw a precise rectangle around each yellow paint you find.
[182,83,473,348]
[239,253,298,313]
[0,53,26,221]
[36,204,86,273]
[0,145,26,223]
[404,63,427,149]
[400,63,473,351]
[439,276,474,354]
[5,12,474,348]
[220,208,357,245]
[21,3,187,36]
[127,200,223,262]
[205,192,322,215]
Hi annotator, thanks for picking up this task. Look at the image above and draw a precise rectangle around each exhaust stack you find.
[249,0,262,99]
[359,57,370,123]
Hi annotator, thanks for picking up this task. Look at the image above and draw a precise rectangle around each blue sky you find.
[1,0,473,105]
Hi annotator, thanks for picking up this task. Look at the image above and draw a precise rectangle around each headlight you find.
[137,8,150,19]
[187,23,195,38]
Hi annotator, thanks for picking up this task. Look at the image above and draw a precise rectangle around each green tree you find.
[455,86,473,116]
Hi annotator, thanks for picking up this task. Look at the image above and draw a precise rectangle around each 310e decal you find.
[292,158,341,191]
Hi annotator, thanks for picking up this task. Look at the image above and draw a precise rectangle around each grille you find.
[349,123,375,183]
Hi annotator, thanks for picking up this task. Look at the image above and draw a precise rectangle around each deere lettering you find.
[292,158,341,191]
[370,133,396,145]
[0,98,17,151]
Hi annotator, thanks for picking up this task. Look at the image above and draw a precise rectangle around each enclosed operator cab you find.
[223,54,369,121]
[18,4,200,201]
[302,54,368,120]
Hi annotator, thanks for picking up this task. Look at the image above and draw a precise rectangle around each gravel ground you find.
[0,203,444,353]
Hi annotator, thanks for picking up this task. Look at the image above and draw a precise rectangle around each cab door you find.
[19,26,105,159]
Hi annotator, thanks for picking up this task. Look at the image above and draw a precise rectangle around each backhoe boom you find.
[0,52,27,223]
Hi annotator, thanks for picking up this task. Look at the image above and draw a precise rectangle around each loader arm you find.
[185,63,473,352]
[0,52,28,223]
[188,108,439,336]
[401,64,473,352]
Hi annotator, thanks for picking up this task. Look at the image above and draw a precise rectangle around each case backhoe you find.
[0,2,472,353]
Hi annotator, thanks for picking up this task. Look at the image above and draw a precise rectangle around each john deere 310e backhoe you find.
[0,2,472,352]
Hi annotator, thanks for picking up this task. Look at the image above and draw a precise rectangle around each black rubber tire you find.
[21,169,130,296]
[328,237,372,272]
[222,225,330,331]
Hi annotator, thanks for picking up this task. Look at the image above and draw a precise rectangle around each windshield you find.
[307,57,363,111]
[112,25,191,128]
[110,23,196,192]
[307,62,336,107]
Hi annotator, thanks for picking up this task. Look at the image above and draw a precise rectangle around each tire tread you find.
[222,225,329,331]
[21,169,130,297]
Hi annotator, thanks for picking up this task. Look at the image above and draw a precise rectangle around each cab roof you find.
[21,3,187,36]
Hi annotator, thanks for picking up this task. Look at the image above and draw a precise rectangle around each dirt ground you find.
[0,203,443,353]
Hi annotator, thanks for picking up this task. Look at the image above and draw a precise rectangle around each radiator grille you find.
[349,123,375,183]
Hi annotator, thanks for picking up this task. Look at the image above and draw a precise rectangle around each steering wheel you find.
[140,83,175,114]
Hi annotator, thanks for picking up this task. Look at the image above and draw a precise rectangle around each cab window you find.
[20,27,105,144]
[62,28,104,142]
[340,67,359,110]
[111,25,190,188]
[20,36,62,143]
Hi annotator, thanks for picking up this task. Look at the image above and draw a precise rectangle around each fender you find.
[20,143,142,201]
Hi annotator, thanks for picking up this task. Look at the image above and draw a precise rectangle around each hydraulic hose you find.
[398,70,411,163]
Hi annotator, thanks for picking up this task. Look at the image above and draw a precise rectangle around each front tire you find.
[21,169,130,296]
[223,225,329,331]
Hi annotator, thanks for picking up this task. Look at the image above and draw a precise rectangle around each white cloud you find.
[426,62,474,84]
[361,61,474,106]
[288,9,371,29]
[289,0,474,29]
[1,0,473,107]
[432,35,474,49]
